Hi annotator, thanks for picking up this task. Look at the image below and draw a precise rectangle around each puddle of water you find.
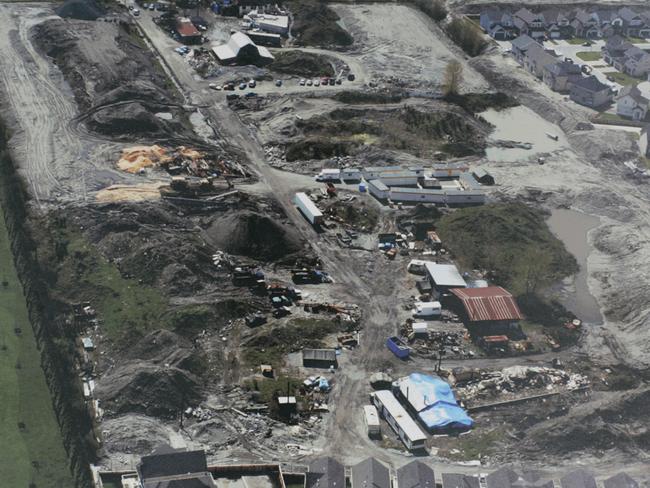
[155,112,173,120]
[547,208,603,325]
[481,106,568,162]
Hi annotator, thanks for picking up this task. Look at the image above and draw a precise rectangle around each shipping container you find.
[294,192,323,225]
[386,336,411,359]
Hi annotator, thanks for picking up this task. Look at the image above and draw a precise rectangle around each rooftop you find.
[423,262,467,288]
[371,391,427,443]
[352,458,391,488]
[396,461,435,488]
[450,286,523,322]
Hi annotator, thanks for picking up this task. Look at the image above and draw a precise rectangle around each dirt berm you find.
[32,18,194,140]
[96,330,206,417]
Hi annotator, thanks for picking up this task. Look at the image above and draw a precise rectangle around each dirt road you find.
[0,4,126,206]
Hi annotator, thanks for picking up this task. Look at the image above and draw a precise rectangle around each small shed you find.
[81,337,95,351]
[472,168,495,185]
[302,348,338,369]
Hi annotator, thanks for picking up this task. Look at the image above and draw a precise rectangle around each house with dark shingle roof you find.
[623,46,650,78]
[396,461,435,488]
[137,446,217,488]
[511,34,538,63]
[307,457,346,488]
[351,458,391,488]
[603,473,639,488]
[616,82,650,120]
[544,60,583,92]
[480,8,519,40]
[513,8,546,39]
[570,75,614,108]
[441,473,480,488]
[560,469,597,488]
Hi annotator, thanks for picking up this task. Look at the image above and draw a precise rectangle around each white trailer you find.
[315,168,341,182]
[340,167,362,180]
[389,187,447,203]
[445,190,486,205]
[368,179,390,200]
[363,405,381,436]
[379,173,419,187]
[371,390,426,451]
[294,192,323,225]
[413,301,442,317]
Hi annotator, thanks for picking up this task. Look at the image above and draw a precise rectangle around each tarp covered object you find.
[397,373,473,431]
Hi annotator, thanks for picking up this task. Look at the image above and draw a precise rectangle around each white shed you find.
[363,405,381,436]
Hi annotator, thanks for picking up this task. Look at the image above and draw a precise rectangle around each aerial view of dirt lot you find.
[1,0,650,487]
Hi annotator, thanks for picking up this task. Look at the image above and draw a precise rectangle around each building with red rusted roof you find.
[449,286,523,336]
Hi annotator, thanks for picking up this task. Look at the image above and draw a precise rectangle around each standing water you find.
[547,209,603,325]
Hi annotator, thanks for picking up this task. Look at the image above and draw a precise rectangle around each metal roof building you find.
[302,348,338,368]
[449,286,523,323]
[307,457,346,488]
[351,458,391,488]
[423,263,467,289]
[371,390,427,450]
[212,32,274,65]
[396,461,435,488]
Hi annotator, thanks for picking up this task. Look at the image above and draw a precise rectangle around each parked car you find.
[314,79,320,86]
[133,8,140,16]
[239,82,247,90]
[321,77,329,85]
[581,65,592,74]
[248,79,256,88]
[245,92,257,98]
[582,41,592,47]
[299,78,306,86]
[208,83,221,91]
[275,79,283,87]
[226,94,240,101]
[335,78,342,85]
[564,57,573,63]
[223,83,235,91]
[148,4,155,10]
[328,78,335,86]
[142,3,149,8]
[306,79,313,86]
[347,73,355,81]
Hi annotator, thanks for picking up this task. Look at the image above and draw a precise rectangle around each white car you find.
[208,83,221,91]
[306,79,313,86]
[314,79,320,86]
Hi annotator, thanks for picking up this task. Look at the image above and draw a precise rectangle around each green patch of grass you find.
[440,429,504,461]
[49,227,169,344]
[0,207,74,487]
[566,37,589,45]
[576,51,602,62]
[245,375,304,405]
[639,156,650,169]
[436,203,578,295]
[604,71,640,86]
[626,36,647,44]
[592,112,628,123]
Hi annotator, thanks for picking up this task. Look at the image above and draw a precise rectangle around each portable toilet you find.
[359,182,367,193]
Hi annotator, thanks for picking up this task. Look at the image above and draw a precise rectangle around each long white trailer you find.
[294,192,323,225]
[371,390,426,451]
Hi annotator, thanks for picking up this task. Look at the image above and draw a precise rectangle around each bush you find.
[445,18,488,57]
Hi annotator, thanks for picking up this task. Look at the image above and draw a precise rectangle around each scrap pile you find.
[400,321,472,358]
[117,145,246,178]
[302,302,362,326]
[454,366,590,406]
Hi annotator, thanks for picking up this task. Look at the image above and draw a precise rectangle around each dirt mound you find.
[270,51,335,78]
[202,211,303,261]
[101,415,171,455]
[56,0,105,20]
[96,330,206,417]
[286,0,353,47]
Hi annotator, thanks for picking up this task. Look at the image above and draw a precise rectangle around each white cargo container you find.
[363,405,381,436]
[315,168,341,181]
[294,192,323,225]
[413,301,442,317]
[412,322,428,335]
[340,167,362,180]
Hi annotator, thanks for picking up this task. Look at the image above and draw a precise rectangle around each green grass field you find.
[0,207,73,487]
[604,71,640,86]
[566,37,589,45]
[576,51,602,62]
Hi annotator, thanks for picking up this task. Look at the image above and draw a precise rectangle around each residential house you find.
[513,8,546,40]
[442,474,480,488]
[137,445,217,488]
[306,457,345,488]
[523,42,558,79]
[573,9,601,38]
[480,8,519,40]
[544,60,583,92]
[396,461,435,488]
[351,458,390,488]
[623,46,650,78]
[560,469,597,488]
[602,35,634,69]
[542,8,574,38]
[619,7,650,38]
[616,82,650,120]
[603,472,639,488]
[570,75,614,108]
[510,34,537,63]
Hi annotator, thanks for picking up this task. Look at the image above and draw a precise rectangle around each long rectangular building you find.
[371,390,426,451]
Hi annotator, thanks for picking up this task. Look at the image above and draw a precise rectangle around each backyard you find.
[604,71,640,86]
[576,51,602,62]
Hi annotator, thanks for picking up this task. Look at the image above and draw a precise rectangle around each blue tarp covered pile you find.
[397,373,473,431]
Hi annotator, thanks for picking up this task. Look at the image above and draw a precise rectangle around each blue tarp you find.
[402,373,473,431]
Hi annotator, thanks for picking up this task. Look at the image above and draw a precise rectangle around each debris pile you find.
[117,145,246,178]
[454,366,590,406]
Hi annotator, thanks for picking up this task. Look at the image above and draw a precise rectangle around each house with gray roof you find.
[396,461,435,488]
[307,457,346,488]
[603,473,639,488]
[623,46,650,78]
[511,34,537,63]
[137,446,217,488]
[351,458,390,488]
[560,469,597,488]
[513,8,546,40]
[619,7,650,38]
[570,75,614,108]
[543,60,583,92]
[602,35,634,68]
[616,82,650,120]
[480,8,519,40]
[523,43,559,79]
[441,473,480,488]
[486,467,519,488]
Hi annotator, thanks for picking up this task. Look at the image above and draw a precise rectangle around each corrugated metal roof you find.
[450,286,523,322]
[423,263,466,288]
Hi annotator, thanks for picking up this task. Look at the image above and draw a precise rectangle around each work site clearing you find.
[0,0,649,487]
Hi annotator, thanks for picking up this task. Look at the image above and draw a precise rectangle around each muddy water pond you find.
[547,208,603,325]
[481,106,568,162]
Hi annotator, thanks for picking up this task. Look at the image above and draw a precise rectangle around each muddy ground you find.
[1,0,650,483]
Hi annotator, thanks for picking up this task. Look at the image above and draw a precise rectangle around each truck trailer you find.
[294,192,323,225]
